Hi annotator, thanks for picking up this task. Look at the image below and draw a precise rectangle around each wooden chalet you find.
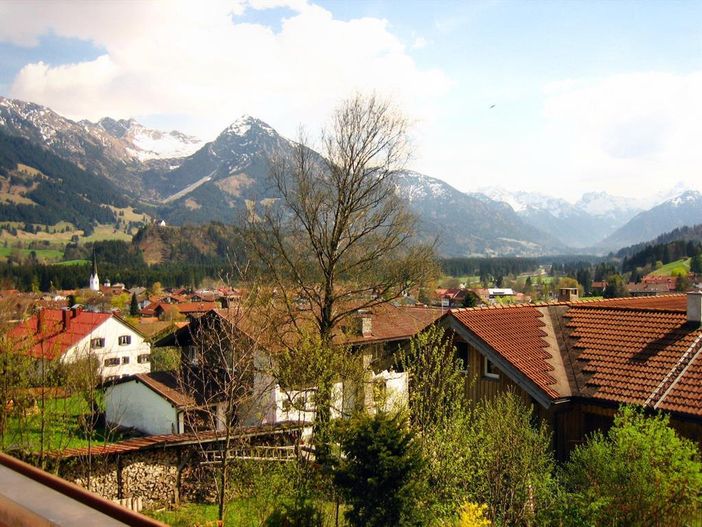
[445,292,702,459]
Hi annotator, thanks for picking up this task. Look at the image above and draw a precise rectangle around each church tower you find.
[89,249,100,291]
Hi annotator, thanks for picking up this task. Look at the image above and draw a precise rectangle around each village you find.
[1,240,702,526]
[1,4,702,523]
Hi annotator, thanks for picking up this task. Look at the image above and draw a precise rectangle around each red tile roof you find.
[451,305,560,398]
[564,305,700,406]
[656,336,702,416]
[343,305,443,345]
[173,301,218,314]
[582,294,687,310]
[8,309,112,360]
[447,294,702,417]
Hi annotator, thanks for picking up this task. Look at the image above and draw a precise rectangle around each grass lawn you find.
[55,259,89,266]
[0,245,65,262]
[0,222,135,246]
[648,258,691,277]
[145,499,345,527]
[2,394,120,453]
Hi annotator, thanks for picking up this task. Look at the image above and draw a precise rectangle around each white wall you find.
[105,380,179,435]
[61,317,151,381]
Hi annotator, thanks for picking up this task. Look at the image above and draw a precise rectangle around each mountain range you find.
[0,95,700,257]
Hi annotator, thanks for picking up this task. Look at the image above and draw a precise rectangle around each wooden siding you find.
[461,342,531,406]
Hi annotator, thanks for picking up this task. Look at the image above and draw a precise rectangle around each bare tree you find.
[246,93,437,345]
[245,95,437,462]
[177,298,277,522]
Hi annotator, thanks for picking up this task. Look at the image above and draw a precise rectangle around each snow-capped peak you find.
[667,190,702,207]
[476,186,574,217]
[221,115,278,139]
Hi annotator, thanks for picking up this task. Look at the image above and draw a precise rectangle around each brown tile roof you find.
[451,305,560,398]
[343,305,443,345]
[107,372,194,408]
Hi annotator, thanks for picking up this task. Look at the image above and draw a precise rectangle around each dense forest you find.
[622,239,702,273]
[616,224,702,258]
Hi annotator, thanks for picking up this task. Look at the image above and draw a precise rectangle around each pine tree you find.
[129,292,140,317]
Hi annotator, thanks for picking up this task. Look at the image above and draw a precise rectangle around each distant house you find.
[487,288,514,299]
[8,307,152,382]
[434,288,467,307]
[590,281,606,295]
[627,282,671,296]
[100,282,126,296]
[107,303,442,435]
[445,293,702,458]
[642,275,678,291]
[104,371,230,436]
[150,301,219,320]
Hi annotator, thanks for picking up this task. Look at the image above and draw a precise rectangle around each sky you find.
[0,0,701,202]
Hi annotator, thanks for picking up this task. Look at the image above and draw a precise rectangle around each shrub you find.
[335,411,427,527]
[563,406,702,527]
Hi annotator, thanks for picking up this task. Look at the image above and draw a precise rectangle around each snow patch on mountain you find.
[394,171,450,202]
[477,187,575,218]
[668,190,701,207]
[575,191,640,218]
[97,117,203,160]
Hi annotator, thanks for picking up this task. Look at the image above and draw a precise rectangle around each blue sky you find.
[0,0,701,201]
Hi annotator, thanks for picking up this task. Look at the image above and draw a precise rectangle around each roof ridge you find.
[566,304,685,314]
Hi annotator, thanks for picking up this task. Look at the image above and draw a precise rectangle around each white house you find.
[105,373,190,435]
[9,307,151,381]
[104,371,228,435]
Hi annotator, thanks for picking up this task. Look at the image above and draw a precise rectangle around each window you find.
[137,354,150,364]
[104,357,120,367]
[483,356,500,379]
[91,338,105,349]
[105,375,119,382]
[121,356,130,364]
[118,335,131,346]
[456,342,469,373]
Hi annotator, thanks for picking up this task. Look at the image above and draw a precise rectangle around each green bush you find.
[563,406,702,527]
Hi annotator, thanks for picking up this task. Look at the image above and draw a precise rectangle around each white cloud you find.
[416,70,702,201]
[1,0,450,141]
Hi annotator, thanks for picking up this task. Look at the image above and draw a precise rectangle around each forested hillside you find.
[616,224,702,258]
[0,131,130,232]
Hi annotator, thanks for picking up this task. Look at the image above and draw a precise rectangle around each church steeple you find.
[89,248,100,291]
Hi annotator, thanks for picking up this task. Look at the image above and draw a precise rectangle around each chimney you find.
[62,308,71,330]
[36,308,43,333]
[688,291,702,325]
[558,287,579,302]
[359,310,373,337]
